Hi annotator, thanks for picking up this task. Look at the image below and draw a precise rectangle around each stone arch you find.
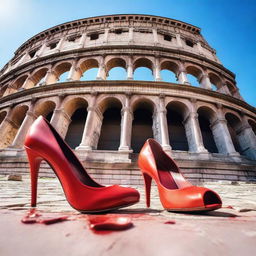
[226,81,237,95]
[33,100,57,121]
[97,97,123,150]
[133,57,154,71]
[53,61,72,81]
[79,58,99,73]
[131,97,155,153]
[12,74,29,90]
[186,65,203,86]
[197,106,219,153]
[0,110,7,125]
[166,100,189,151]
[105,57,127,80]
[0,104,29,148]
[63,97,88,149]
[160,60,179,83]
[225,112,244,155]
[0,85,8,97]
[97,95,124,114]
[208,72,223,90]
[24,67,49,88]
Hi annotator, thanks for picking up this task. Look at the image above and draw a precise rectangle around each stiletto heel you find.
[24,116,140,213]
[138,139,222,212]
[25,147,43,207]
[142,172,152,207]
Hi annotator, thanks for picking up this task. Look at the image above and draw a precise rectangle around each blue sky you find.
[0,0,255,106]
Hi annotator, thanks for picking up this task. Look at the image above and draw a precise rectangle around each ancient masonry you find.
[0,14,255,184]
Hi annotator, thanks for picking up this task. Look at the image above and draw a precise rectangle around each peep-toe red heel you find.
[139,139,222,212]
[24,116,140,213]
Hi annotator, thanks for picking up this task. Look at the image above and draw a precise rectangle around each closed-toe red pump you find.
[24,116,140,213]
[138,139,222,212]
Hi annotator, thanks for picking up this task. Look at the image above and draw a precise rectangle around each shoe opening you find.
[203,191,222,206]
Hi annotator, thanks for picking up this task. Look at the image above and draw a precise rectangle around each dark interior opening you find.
[97,107,121,150]
[65,108,87,149]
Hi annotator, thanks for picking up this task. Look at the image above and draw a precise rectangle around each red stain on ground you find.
[21,208,68,225]
[164,220,176,225]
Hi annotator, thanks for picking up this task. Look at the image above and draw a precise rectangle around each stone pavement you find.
[0,175,256,256]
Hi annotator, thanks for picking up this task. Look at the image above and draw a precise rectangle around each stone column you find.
[177,64,189,85]
[210,106,238,155]
[126,56,133,80]
[11,110,37,148]
[78,32,87,48]
[236,117,256,160]
[43,69,58,85]
[17,51,29,65]
[196,41,204,55]
[67,60,82,81]
[154,58,162,81]
[175,34,183,47]
[119,95,133,151]
[128,27,133,43]
[50,108,71,138]
[157,95,171,151]
[55,37,65,52]
[0,110,20,148]
[183,102,207,153]
[199,73,212,90]
[152,28,159,45]
[36,40,47,57]
[96,57,106,80]
[22,76,38,89]
[103,28,109,44]
[76,94,103,150]
[217,83,231,95]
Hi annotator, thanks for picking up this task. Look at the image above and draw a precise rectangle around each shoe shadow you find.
[174,210,239,218]
[111,208,162,214]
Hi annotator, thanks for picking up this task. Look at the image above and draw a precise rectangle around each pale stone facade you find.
[0,14,255,183]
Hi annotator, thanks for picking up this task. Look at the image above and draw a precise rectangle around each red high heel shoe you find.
[138,139,222,212]
[24,116,140,213]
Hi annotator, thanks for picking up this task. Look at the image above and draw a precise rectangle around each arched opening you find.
[186,66,202,87]
[80,59,99,80]
[106,58,126,80]
[97,98,122,150]
[54,62,72,83]
[166,102,189,151]
[34,101,56,121]
[160,61,178,83]
[226,81,237,96]
[248,119,256,136]
[225,113,243,155]
[131,100,154,153]
[198,107,218,153]
[0,105,29,148]
[0,111,7,125]
[65,108,87,149]
[64,98,88,149]
[133,58,154,81]
[209,73,222,91]
[27,68,48,88]
[107,67,126,80]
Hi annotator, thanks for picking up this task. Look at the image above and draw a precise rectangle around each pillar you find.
[152,28,159,45]
[35,41,47,57]
[126,56,133,80]
[154,58,162,81]
[175,34,183,47]
[96,57,106,80]
[177,64,189,85]
[55,37,65,52]
[50,108,71,138]
[128,27,134,43]
[236,117,256,160]
[157,95,171,151]
[67,60,82,81]
[103,28,109,44]
[199,73,212,90]
[22,76,38,89]
[11,110,37,148]
[183,102,207,153]
[76,94,103,150]
[43,69,58,85]
[78,32,87,48]
[119,95,133,151]
[210,106,238,155]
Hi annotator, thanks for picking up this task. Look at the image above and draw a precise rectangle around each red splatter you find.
[164,220,176,225]
[21,208,68,225]
[88,215,133,234]
[225,205,234,209]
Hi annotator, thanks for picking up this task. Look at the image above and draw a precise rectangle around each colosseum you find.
[0,14,255,184]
